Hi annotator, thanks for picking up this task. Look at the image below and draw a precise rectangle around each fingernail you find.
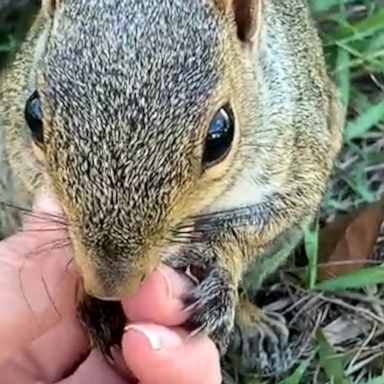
[124,325,162,350]
[124,324,185,350]
[157,267,173,299]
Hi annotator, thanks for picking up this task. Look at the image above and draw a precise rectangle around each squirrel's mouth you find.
[73,252,152,301]
[88,294,124,302]
[92,271,149,301]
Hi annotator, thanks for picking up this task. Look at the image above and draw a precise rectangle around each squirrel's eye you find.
[203,103,234,167]
[25,91,44,144]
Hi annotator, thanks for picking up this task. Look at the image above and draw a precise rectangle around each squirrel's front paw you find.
[183,267,237,355]
[165,250,238,355]
[231,300,295,376]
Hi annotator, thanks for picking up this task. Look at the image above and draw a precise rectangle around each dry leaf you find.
[322,315,372,345]
[317,200,384,281]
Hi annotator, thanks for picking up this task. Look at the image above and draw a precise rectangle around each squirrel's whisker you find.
[19,238,72,262]
[21,227,69,233]
[0,201,67,225]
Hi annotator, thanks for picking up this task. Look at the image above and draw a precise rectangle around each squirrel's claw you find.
[230,302,299,377]
[181,266,237,356]
[164,246,238,355]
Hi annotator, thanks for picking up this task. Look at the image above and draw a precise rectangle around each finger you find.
[0,244,79,363]
[122,265,192,326]
[122,324,221,384]
[0,189,79,363]
[60,350,128,384]
[32,188,63,213]
[0,316,89,383]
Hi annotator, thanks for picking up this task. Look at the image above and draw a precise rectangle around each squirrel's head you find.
[18,0,342,299]
[23,0,264,299]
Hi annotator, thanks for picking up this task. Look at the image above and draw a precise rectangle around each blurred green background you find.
[309,0,384,221]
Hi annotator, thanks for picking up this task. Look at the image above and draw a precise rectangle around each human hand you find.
[0,190,221,383]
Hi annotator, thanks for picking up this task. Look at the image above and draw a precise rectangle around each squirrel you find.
[0,0,344,377]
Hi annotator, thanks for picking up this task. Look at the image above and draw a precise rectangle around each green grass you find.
[317,0,384,215]
[279,2,384,383]
[1,1,383,384]
[281,1,383,382]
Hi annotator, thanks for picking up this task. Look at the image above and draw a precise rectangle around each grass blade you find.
[344,98,384,140]
[304,220,319,289]
[316,329,351,384]
[310,0,355,13]
[278,352,316,384]
[315,265,384,292]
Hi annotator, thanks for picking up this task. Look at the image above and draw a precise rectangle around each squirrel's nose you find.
[82,271,147,300]
[76,238,158,299]
[100,239,120,259]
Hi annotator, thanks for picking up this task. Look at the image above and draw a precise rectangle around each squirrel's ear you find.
[42,0,61,16]
[215,0,262,43]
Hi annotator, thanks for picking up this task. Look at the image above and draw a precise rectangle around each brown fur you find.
[0,0,344,376]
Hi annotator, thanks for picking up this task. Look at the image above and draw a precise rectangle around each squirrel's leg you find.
[165,240,241,355]
[166,197,314,376]
[229,234,309,376]
[230,295,312,377]
[165,242,298,376]
[77,295,126,356]
[233,298,291,375]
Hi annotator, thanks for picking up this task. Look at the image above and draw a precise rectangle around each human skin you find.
[0,191,221,384]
